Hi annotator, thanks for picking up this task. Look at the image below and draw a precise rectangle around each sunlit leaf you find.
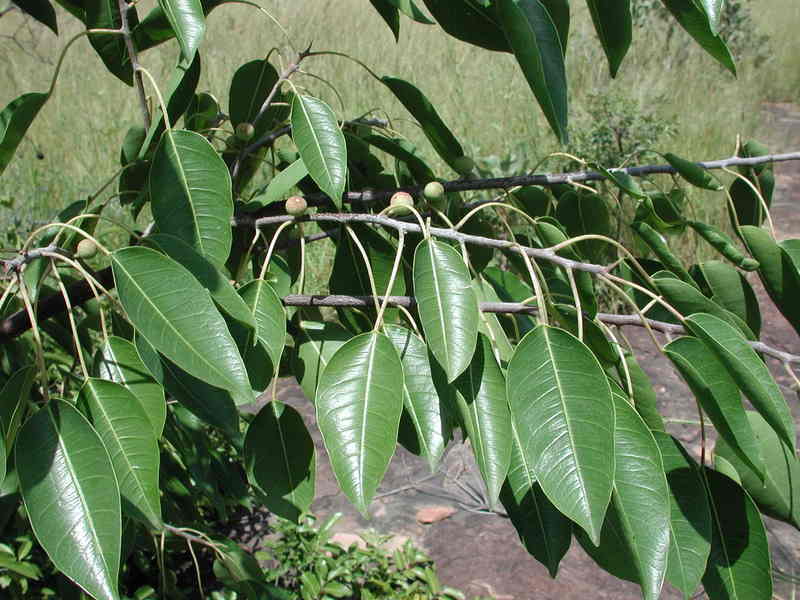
[0,93,48,177]
[586,0,631,76]
[157,0,205,61]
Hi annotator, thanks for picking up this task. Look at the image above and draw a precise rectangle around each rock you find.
[416,505,456,524]
[330,532,366,550]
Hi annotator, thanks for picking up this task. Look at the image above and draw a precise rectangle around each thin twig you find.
[116,0,150,129]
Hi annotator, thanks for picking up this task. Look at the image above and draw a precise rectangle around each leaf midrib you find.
[164,131,206,258]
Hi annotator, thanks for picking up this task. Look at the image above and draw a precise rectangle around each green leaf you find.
[384,325,452,472]
[381,77,466,173]
[696,0,723,34]
[330,224,406,299]
[594,164,646,198]
[622,353,665,432]
[369,0,400,40]
[554,191,612,263]
[500,417,571,577]
[144,233,255,332]
[0,93,48,177]
[315,332,403,515]
[688,221,758,271]
[586,0,631,77]
[685,313,796,452]
[94,336,166,438]
[156,0,205,60]
[17,401,121,600]
[653,272,745,332]
[413,239,479,382]
[185,91,220,132]
[0,366,35,449]
[702,469,772,600]
[694,261,761,337]
[112,247,252,406]
[0,435,5,487]
[79,379,163,532]
[578,393,670,600]
[421,0,510,52]
[454,334,511,508]
[728,141,774,227]
[14,0,58,33]
[507,325,615,544]
[664,152,722,190]
[251,159,309,208]
[472,277,514,363]
[292,321,352,401]
[715,411,800,529]
[632,223,696,286]
[660,0,736,74]
[664,336,764,480]
[652,432,711,599]
[291,95,347,209]
[385,0,433,23]
[238,279,286,371]
[229,58,286,136]
[496,0,568,143]
[739,226,800,336]
[245,401,315,523]
[85,0,138,84]
[149,130,233,267]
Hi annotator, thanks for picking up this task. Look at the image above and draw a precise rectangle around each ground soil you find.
[262,104,800,599]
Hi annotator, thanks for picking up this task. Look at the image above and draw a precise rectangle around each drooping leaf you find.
[292,320,352,401]
[112,247,252,406]
[471,278,514,363]
[660,0,736,74]
[381,77,466,173]
[586,0,631,76]
[384,325,452,472]
[133,0,223,53]
[729,141,774,228]
[633,224,696,286]
[315,332,404,515]
[421,0,510,52]
[291,95,347,209]
[507,324,615,544]
[245,401,315,523]
[185,91,220,132]
[80,379,163,531]
[500,415,571,577]
[496,0,568,143]
[330,224,406,300]
[622,353,665,432]
[694,261,761,337]
[715,411,800,529]
[250,159,309,208]
[156,0,205,61]
[17,401,121,600]
[702,469,772,600]
[143,233,255,332]
[94,336,166,438]
[595,164,646,198]
[229,58,286,137]
[368,0,400,40]
[413,239,479,382]
[0,365,35,449]
[651,432,711,600]
[149,130,233,267]
[664,152,722,190]
[685,313,796,452]
[696,0,723,33]
[454,334,511,508]
[0,93,48,177]
[85,0,138,84]
[385,0,433,23]
[664,336,764,480]
[237,279,286,371]
[14,0,58,33]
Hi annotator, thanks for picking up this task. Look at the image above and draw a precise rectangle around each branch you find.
[282,294,800,364]
[116,0,150,130]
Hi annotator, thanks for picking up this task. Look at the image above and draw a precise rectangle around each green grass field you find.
[1,0,798,246]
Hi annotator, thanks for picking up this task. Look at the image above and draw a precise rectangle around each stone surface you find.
[416,506,457,524]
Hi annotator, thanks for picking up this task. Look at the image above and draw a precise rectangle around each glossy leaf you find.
[653,272,745,333]
[413,239,479,382]
[80,379,162,531]
[652,432,711,599]
[500,415,571,577]
[586,0,631,76]
[472,277,514,363]
[622,353,665,432]
[633,224,696,286]
[507,325,615,544]
[185,91,220,132]
[245,401,315,523]
[497,0,568,143]
[454,334,511,507]
[94,336,166,438]
[251,159,308,207]
[702,469,772,600]
[238,279,286,371]
[330,224,406,299]
[729,141,774,227]
[665,336,764,479]
[149,130,233,267]
[17,401,121,600]
[369,0,400,40]
[0,365,35,448]
[715,411,800,529]
[229,58,286,140]
[14,0,58,33]
[685,313,796,451]
[660,0,736,74]
[0,435,4,486]
[554,191,612,262]
[112,247,252,406]
[384,325,452,472]
[381,77,465,172]
[291,95,347,209]
[0,93,48,177]
[292,320,352,401]
[85,0,138,84]
[694,261,761,337]
[385,0,433,23]
[315,332,404,515]
[421,0,510,52]
[664,152,722,190]
[144,233,255,332]
[157,0,205,60]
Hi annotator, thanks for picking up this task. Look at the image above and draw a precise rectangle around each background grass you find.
[1,0,798,253]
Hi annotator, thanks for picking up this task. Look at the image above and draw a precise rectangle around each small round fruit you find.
[235,122,255,142]
[285,196,308,216]
[453,156,475,176]
[390,191,414,215]
[423,181,445,201]
[224,135,240,151]
[75,239,98,259]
